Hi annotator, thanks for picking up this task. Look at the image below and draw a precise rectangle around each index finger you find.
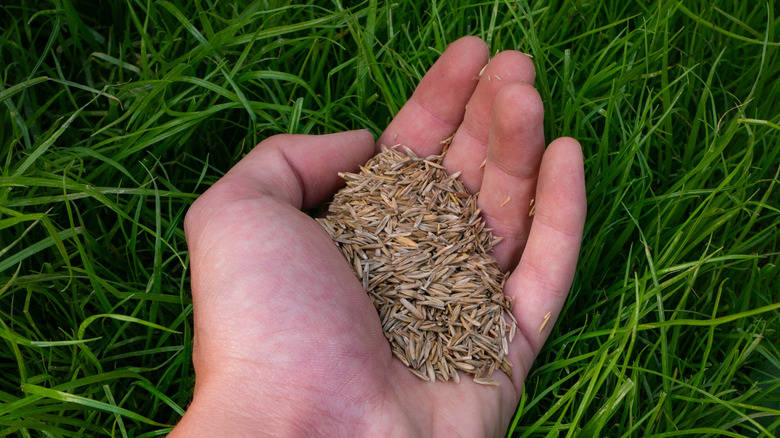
[376,36,488,157]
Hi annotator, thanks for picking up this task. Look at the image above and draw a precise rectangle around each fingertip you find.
[544,137,585,189]
[448,35,489,58]
[483,82,545,184]
[537,136,587,231]
[494,81,543,114]
[547,136,582,155]
[321,129,377,170]
[492,82,544,144]
[486,50,536,84]
[351,129,379,151]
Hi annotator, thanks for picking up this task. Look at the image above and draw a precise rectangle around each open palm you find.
[172,37,586,437]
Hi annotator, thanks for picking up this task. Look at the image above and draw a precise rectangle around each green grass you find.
[1,0,778,436]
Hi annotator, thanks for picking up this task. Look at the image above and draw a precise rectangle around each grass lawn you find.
[1,1,778,436]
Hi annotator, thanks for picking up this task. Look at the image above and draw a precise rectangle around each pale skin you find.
[171,36,586,437]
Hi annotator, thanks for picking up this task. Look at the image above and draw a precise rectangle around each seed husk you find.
[317,145,515,384]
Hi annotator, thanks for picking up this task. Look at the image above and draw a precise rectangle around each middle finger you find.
[442,51,535,193]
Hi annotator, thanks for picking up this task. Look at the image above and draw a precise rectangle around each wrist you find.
[170,377,421,437]
[169,384,263,437]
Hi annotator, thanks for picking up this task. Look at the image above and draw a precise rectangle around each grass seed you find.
[317,145,515,384]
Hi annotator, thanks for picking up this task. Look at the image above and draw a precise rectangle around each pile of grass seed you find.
[317,146,516,385]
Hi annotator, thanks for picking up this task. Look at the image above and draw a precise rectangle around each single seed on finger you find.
[479,158,487,170]
[539,311,552,334]
[500,195,511,207]
[474,377,499,386]
[475,63,488,80]
[529,198,536,217]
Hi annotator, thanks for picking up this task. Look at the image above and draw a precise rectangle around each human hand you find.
[172,36,586,437]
